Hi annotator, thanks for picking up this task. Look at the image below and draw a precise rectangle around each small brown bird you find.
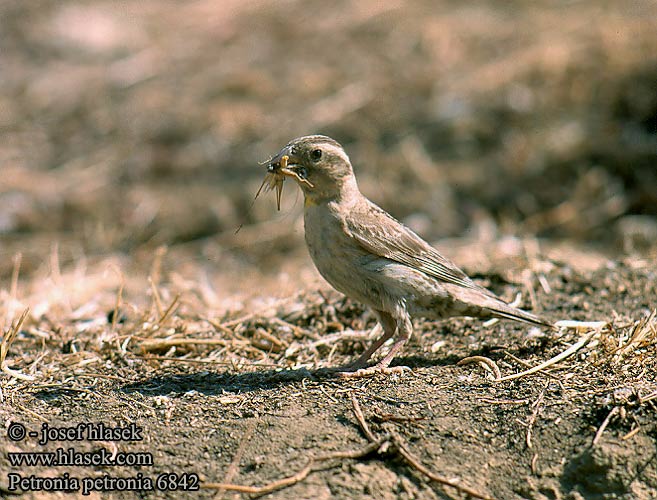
[264,135,553,377]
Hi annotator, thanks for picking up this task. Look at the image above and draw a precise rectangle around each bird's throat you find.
[304,195,319,207]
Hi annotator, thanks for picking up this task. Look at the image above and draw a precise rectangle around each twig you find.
[621,425,641,441]
[1,308,35,381]
[351,393,376,442]
[221,313,256,328]
[592,406,619,446]
[554,320,607,330]
[270,317,315,339]
[203,439,385,496]
[482,318,499,328]
[504,351,561,381]
[395,438,493,500]
[537,274,551,294]
[497,329,599,382]
[216,419,258,499]
[509,292,523,308]
[319,385,339,404]
[351,394,493,500]
[310,329,372,349]
[158,294,180,326]
[17,403,48,422]
[531,453,539,475]
[640,391,657,404]
[526,382,548,449]
[149,278,164,319]
[206,318,237,336]
[457,356,502,380]
[206,461,311,495]
[609,310,656,359]
[255,328,285,349]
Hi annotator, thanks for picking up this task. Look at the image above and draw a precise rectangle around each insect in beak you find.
[279,158,314,188]
[255,153,314,211]
[255,155,287,210]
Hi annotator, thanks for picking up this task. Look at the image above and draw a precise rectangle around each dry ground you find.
[1,243,657,499]
[2,0,657,499]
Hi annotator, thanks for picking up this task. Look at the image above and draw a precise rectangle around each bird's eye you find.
[310,149,322,161]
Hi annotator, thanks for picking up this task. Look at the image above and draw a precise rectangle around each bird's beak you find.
[268,147,298,176]
[268,147,313,187]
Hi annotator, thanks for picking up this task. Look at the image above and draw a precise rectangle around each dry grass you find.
[2,248,655,400]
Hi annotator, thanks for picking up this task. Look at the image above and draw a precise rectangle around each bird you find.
[264,135,553,377]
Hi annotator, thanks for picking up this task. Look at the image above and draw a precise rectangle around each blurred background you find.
[1,0,657,297]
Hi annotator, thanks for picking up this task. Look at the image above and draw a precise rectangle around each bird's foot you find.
[336,364,411,379]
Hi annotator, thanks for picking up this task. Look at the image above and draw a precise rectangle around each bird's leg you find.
[344,310,397,370]
[370,313,412,371]
[338,311,412,378]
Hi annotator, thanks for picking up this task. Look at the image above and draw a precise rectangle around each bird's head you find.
[267,135,358,205]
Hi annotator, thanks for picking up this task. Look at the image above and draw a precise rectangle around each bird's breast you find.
[304,205,352,270]
[303,205,370,297]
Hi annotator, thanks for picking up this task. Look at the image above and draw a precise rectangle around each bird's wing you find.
[345,202,483,291]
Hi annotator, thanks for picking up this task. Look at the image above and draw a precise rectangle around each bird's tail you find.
[442,283,554,329]
[488,302,555,330]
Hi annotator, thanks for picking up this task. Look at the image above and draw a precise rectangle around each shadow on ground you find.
[118,353,461,396]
